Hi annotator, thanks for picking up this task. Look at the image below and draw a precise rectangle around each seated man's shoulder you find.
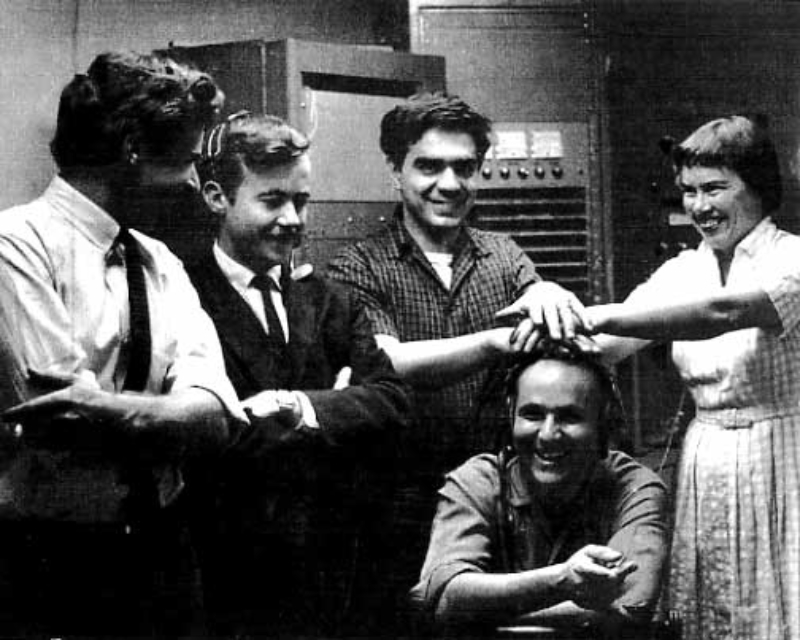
[443,453,504,503]
[601,450,667,495]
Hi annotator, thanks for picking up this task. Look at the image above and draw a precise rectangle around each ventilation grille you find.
[472,187,589,300]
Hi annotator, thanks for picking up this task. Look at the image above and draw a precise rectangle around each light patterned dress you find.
[628,217,800,639]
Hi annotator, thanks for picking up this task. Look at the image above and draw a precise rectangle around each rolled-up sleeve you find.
[411,455,500,613]
[604,455,670,617]
[507,237,541,298]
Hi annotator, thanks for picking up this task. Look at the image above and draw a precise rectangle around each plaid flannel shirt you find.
[328,209,539,478]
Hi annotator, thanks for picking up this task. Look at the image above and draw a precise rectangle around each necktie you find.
[117,228,158,525]
[251,274,287,345]
[119,228,152,392]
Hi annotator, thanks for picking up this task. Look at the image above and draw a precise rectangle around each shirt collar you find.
[732,215,776,259]
[213,242,283,291]
[44,176,120,252]
[506,454,601,515]
[387,204,493,260]
[697,216,776,262]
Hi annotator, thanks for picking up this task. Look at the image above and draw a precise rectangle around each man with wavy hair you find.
[0,51,243,638]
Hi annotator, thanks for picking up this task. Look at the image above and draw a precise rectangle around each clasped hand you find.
[241,389,303,426]
[558,544,637,610]
[494,282,595,353]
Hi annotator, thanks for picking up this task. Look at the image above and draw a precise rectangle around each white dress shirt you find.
[0,176,246,522]
[213,242,289,339]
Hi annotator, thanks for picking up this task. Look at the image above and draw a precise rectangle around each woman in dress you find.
[586,115,800,639]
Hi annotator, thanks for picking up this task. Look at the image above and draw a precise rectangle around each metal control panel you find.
[479,122,589,189]
[473,121,599,302]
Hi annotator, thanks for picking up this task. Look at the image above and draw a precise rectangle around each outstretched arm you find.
[2,369,230,461]
[327,239,551,387]
[587,287,780,341]
[375,327,522,387]
[496,281,588,340]
[377,281,588,387]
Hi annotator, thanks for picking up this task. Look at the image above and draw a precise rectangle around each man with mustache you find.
[0,51,244,638]
[327,92,587,632]
[185,113,410,638]
[411,338,668,638]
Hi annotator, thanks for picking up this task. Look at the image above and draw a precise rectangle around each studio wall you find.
[0,0,404,211]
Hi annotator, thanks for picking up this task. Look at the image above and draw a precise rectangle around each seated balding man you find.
[412,338,669,638]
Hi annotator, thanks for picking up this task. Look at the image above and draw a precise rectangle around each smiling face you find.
[393,128,479,248]
[678,165,763,259]
[512,358,604,508]
[213,155,310,273]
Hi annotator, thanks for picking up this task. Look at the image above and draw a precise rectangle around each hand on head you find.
[491,321,601,358]
[496,282,588,343]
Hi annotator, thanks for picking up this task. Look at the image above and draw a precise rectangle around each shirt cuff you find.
[294,391,319,430]
[420,561,482,613]
[187,382,249,427]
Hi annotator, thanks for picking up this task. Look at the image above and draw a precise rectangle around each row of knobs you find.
[481,164,564,180]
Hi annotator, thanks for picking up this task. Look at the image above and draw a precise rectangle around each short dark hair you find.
[198,112,310,201]
[673,115,782,214]
[51,50,223,170]
[506,338,622,457]
[379,92,492,169]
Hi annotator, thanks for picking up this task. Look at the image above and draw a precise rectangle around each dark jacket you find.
[185,253,410,637]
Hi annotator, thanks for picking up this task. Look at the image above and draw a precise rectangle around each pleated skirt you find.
[670,414,800,639]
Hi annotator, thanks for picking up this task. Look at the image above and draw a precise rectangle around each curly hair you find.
[51,50,223,169]
[198,112,310,201]
[379,92,492,169]
[672,115,782,214]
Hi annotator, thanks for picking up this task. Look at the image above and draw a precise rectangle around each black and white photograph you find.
[0,1,798,638]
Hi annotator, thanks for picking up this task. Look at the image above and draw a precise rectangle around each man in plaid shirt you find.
[327,92,586,634]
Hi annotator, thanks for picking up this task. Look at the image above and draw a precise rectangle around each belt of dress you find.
[695,404,800,428]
